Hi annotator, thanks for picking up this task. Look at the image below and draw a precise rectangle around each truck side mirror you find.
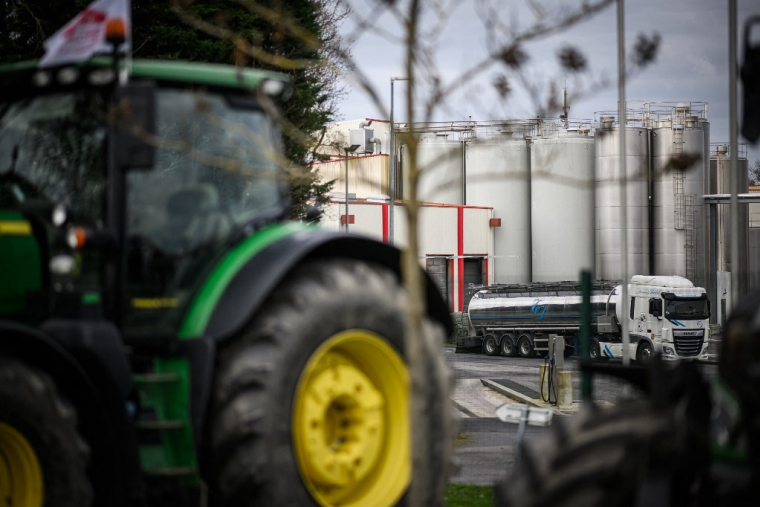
[114,81,156,170]
[648,298,662,319]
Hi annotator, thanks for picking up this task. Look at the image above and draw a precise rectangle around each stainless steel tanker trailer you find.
[456,275,710,363]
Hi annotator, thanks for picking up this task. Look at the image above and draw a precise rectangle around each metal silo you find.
[530,122,595,282]
[710,143,749,295]
[651,103,707,288]
[594,114,651,280]
[403,134,464,204]
[466,130,531,283]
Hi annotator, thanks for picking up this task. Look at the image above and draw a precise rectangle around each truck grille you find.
[672,329,705,357]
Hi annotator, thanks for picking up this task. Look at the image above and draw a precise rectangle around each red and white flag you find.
[39,0,131,68]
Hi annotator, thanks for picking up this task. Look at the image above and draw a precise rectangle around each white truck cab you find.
[604,275,710,362]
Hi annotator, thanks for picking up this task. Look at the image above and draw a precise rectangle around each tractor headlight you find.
[52,203,68,227]
[663,346,675,355]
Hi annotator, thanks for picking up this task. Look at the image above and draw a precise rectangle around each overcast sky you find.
[336,0,760,164]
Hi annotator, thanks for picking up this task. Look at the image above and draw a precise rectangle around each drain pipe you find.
[462,139,467,204]
[648,128,654,275]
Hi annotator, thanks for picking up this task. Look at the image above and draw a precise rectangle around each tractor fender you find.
[204,230,453,343]
[0,320,143,505]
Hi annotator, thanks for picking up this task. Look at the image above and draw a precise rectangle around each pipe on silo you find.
[648,128,654,275]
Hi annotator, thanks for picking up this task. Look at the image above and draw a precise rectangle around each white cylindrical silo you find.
[594,118,651,280]
[530,126,595,282]
[403,134,464,204]
[710,143,749,295]
[466,131,531,283]
[651,104,706,287]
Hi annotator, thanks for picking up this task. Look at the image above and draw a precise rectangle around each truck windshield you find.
[665,299,709,321]
[124,87,287,336]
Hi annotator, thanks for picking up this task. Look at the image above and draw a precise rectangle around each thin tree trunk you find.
[402,0,435,504]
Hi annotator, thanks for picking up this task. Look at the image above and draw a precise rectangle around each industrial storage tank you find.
[402,133,464,204]
[466,129,531,283]
[710,143,749,295]
[594,114,651,280]
[530,123,595,282]
[651,103,707,288]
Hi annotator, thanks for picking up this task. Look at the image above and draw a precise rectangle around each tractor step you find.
[133,372,179,383]
[143,467,196,477]
[137,420,185,430]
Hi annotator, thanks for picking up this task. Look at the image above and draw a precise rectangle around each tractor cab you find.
[0,60,291,337]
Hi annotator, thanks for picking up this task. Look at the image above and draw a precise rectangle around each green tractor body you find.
[0,58,452,506]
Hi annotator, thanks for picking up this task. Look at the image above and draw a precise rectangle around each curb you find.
[480,378,544,408]
[481,378,584,415]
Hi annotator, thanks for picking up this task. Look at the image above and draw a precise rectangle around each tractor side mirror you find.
[114,81,156,170]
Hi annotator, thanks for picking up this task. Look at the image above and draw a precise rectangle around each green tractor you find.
[0,56,453,506]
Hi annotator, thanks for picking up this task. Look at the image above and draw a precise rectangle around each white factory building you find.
[318,198,497,312]
[315,103,759,317]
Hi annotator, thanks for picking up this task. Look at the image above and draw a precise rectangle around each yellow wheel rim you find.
[0,422,44,507]
[293,330,410,507]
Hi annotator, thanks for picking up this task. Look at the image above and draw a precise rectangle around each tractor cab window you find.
[0,92,107,224]
[0,91,107,292]
[123,88,287,336]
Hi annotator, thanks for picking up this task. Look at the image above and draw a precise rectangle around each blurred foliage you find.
[557,45,586,73]
[631,32,661,67]
[750,159,760,186]
[0,0,345,219]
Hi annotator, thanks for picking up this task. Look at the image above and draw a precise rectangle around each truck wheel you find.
[483,334,499,356]
[589,339,602,361]
[636,341,653,365]
[518,334,536,358]
[209,259,454,507]
[495,400,703,507]
[500,334,518,357]
[0,358,92,507]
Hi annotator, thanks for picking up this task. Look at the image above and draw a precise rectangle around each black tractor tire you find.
[495,400,703,507]
[483,334,499,356]
[518,334,536,358]
[636,341,654,365]
[0,358,92,507]
[209,259,454,507]
[500,334,518,357]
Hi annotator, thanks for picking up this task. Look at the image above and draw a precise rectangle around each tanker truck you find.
[456,275,710,364]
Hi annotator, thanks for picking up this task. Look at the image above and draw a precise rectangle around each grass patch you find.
[445,483,494,507]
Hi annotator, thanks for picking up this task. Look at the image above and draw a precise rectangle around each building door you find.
[426,257,450,309]
[463,257,484,288]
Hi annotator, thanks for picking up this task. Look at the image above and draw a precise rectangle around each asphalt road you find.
[443,346,719,486]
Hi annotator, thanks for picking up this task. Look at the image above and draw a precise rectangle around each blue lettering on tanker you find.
[532,299,547,320]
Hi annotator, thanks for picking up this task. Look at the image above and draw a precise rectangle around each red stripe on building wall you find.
[448,258,455,313]
[458,206,464,312]
[382,204,389,243]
